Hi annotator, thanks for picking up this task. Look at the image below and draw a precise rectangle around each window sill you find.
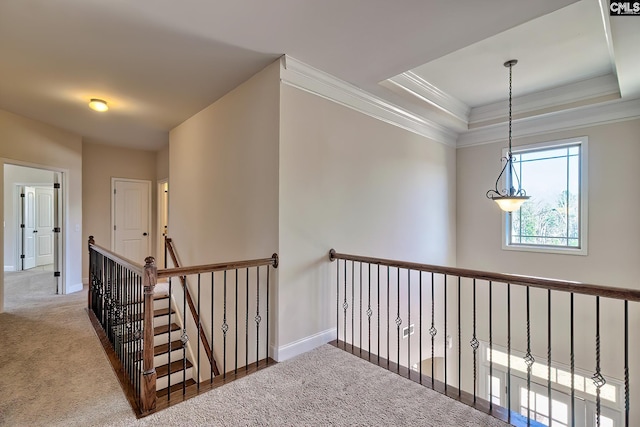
[502,243,588,256]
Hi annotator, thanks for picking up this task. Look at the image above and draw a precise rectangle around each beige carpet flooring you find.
[0,268,508,426]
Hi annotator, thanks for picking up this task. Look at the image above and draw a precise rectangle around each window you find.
[503,137,587,255]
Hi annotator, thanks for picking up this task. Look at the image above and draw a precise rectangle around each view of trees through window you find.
[508,144,581,248]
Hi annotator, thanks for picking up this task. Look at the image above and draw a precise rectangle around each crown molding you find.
[279,56,458,147]
[458,97,640,148]
[469,74,620,125]
[385,71,470,123]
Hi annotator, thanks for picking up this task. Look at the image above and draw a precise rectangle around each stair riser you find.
[154,329,184,345]
[154,349,188,367]
[156,367,194,391]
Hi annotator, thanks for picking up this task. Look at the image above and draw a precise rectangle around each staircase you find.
[140,282,196,398]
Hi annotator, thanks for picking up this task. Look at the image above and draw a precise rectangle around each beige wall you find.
[156,144,169,181]
[3,165,54,270]
[0,109,83,312]
[169,60,280,366]
[82,141,158,277]
[278,84,457,356]
[456,118,640,421]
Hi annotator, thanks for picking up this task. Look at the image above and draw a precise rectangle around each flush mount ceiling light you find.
[486,59,530,212]
[88,98,108,112]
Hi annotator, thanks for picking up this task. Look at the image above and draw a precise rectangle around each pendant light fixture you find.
[486,59,530,212]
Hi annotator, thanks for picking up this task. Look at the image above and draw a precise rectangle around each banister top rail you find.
[89,239,144,275]
[157,253,279,279]
[329,249,640,302]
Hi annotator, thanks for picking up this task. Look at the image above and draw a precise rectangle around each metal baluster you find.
[489,280,493,411]
[548,290,552,425]
[396,267,401,373]
[458,276,461,398]
[215,271,216,383]
[197,273,201,390]
[407,269,411,379]
[419,271,423,385]
[570,293,575,427]
[387,266,390,369]
[245,268,249,371]
[524,286,534,427]
[431,272,436,389]
[377,264,380,364]
[367,263,372,359]
[471,279,479,403]
[592,296,605,427]
[168,276,172,400]
[222,271,227,379]
[624,300,629,427]
[344,260,348,349]
[183,273,187,394]
[256,267,260,368]
[235,269,238,374]
[266,265,270,365]
[444,274,447,392]
[359,262,362,356]
[352,260,355,352]
[336,259,339,344]
[507,283,512,422]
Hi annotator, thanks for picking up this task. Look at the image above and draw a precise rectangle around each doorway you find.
[3,163,63,299]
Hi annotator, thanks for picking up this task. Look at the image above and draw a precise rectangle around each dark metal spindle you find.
[444,274,447,392]
[183,273,187,394]
[624,300,629,427]
[197,273,201,390]
[547,290,552,425]
[344,260,348,349]
[367,263,372,358]
[352,260,355,352]
[168,276,172,400]
[570,293,575,427]
[407,269,411,379]
[507,283,512,421]
[419,272,423,384]
[525,286,533,427]
[211,272,214,382]
[489,280,493,411]
[431,272,435,389]
[245,268,249,371]
[256,267,260,368]
[336,260,339,344]
[593,296,604,427]
[235,269,238,374]
[377,265,380,364]
[223,271,227,379]
[396,267,401,373]
[387,266,390,369]
[471,278,478,403]
[458,276,461,398]
[266,265,270,365]
[359,261,362,356]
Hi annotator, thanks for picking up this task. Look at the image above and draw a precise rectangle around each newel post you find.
[88,236,95,309]
[140,256,157,413]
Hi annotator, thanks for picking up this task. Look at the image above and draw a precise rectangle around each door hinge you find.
[114,188,116,194]
[20,193,25,198]
[53,227,61,233]
[20,254,25,259]
[53,183,61,189]
[20,224,25,228]
[54,271,61,277]
[114,225,117,231]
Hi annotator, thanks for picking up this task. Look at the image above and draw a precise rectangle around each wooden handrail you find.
[88,238,144,276]
[329,249,640,302]
[164,237,220,377]
[157,254,279,279]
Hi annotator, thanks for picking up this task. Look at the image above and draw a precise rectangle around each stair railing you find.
[163,236,220,376]
[329,249,640,427]
[88,235,278,415]
[88,236,158,414]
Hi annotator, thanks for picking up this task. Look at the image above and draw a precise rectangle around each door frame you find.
[157,179,168,265]
[14,184,55,271]
[110,177,152,259]
[1,159,66,300]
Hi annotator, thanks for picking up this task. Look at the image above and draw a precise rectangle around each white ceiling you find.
[3,0,636,151]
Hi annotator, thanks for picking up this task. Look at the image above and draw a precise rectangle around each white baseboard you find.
[4,265,15,272]
[272,328,337,362]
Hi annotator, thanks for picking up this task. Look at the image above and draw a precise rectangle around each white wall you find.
[0,108,83,312]
[456,118,640,422]
[278,83,457,359]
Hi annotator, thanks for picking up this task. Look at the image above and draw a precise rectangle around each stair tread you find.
[154,323,181,336]
[157,379,196,398]
[153,307,175,317]
[133,340,184,361]
[156,359,193,378]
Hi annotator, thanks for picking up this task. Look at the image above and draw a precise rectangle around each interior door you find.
[22,186,37,270]
[113,179,150,263]
[35,187,54,266]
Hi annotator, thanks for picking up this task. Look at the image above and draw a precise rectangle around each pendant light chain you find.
[508,62,513,156]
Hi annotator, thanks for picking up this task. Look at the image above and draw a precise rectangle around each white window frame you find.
[502,137,588,256]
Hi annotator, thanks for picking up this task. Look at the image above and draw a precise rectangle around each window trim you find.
[501,137,588,256]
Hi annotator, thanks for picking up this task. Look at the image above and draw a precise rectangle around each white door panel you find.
[36,187,54,265]
[114,179,150,264]
[23,186,36,270]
